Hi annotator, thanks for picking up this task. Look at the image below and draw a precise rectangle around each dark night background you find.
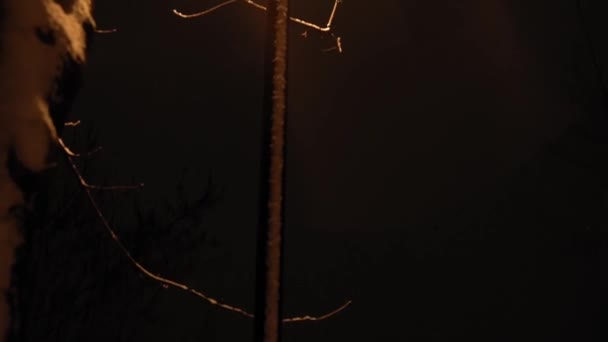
[52,0,608,340]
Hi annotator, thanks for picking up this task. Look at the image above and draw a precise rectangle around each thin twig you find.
[58,138,142,190]
[173,0,343,52]
[325,0,341,28]
[172,0,239,18]
[64,120,81,127]
[94,28,118,34]
[282,300,352,322]
[322,35,342,53]
[57,137,103,158]
[58,139,351,323]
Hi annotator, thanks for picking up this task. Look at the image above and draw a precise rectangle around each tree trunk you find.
[254,1,289,342]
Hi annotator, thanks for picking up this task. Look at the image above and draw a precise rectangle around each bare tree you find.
[1,2,350,341]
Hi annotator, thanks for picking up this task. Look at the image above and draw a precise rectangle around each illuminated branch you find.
[173,0,343,53]
[64,120,81,127]
[58,138,140,190]
[56,134,350,323]
[282,300,352,322]
[173,0,239,18]
[94,28,118,34]
[57,137,103,159]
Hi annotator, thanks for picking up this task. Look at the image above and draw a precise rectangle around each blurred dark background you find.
[43,0,608,340]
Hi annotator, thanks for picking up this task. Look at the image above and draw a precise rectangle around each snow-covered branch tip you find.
[57,131,351,323]
[173,0,344,53]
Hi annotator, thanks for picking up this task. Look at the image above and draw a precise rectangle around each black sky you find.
[66,0,608,341]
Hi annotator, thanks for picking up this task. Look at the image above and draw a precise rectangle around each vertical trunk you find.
[254,1,289,342]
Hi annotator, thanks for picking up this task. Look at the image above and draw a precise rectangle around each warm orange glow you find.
[173,0,343,53]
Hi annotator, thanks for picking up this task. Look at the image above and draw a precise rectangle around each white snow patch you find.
[0,0,94,338]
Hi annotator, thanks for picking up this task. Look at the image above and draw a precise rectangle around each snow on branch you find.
[173,0,344,53]
[58,133,351,323]
[93,28,118,34]
[64,120,82,127]
[57,137,103,159]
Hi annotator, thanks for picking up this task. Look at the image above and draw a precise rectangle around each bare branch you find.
[64,120,81,127]
[172,0,239,19]
[94,28,118,34]
[282,300,352,322]
[325,0,341,28]
[322,35,342,53]
[173,0,344,53]
[58,138,143,190]
[57,137,103,158]
[57,138,350,323]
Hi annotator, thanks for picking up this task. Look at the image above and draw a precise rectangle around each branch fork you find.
[57,123,351,323]
[173,0,344,53]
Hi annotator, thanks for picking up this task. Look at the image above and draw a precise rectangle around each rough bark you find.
[254,1,288,342]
